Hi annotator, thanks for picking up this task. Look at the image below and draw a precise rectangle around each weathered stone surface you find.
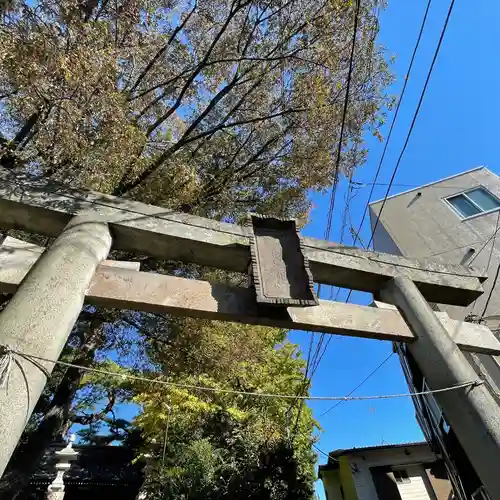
[0,218,112,477]
[372,300,500,355]
[248,215,317,306]
[1,254,498,353]
[0,168,485,305]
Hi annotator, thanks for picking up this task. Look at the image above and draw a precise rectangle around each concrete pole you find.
[0,217,111,477]
[380,276,500,499]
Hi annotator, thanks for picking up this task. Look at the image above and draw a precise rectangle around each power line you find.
[425,228,500,261]
[465,210,500,318]
[352,181,478,190]
[478,211,500,320]
[368,0,456,249]
[484,210,500,272]
[319,352,394,417]
[309,0,362,367]
[312,3,458,450]
[291,0,362,438]
[312,442,333,461]
[350,0,433,248]
[468,212,500,267]
[309,180,358,378]
[479,262,500,320]
[324,0,360,240]
[0,345,482,401]
[341,0,456,308]
[311,0,457,460]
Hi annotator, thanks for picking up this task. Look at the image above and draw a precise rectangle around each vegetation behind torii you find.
[0,0,392,497]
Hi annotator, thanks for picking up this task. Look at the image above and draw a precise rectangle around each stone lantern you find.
[46,434,79,500]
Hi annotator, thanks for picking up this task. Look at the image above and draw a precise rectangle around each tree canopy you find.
[0,0,392,497]
[0,0,391,217]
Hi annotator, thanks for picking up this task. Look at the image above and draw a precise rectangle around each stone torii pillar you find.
[0,216,111,476]
[0,169,499,495]
[380,277,500,500]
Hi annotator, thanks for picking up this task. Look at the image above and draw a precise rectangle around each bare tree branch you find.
[128,0,198,96]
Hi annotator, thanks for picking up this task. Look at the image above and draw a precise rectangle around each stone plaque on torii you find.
[0,168,500,497]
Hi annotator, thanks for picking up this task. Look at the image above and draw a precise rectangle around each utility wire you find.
[311,0,453,400]
[313,442,335,461]
[314,1,459,444]
[319,352,394,417]
[342,0,456,308]
[304,0,433,376]
[0,345,482,401]
[368,0,456,249]
[350,0,433,248]
[479,262,500,320]
[464,210,500,318]
[311,0,457,458]
[308,180,357,378]
[468,211,500,267]
[351,181,478,190]
[290,0,362,439]
[324,0,360,241]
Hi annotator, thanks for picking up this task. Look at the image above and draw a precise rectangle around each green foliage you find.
[0,0,392,220]
[0,0,393,496]
[129,319,318,499]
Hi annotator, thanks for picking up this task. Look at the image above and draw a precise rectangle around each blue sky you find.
[69,2,500,496]
[298,1,500,497]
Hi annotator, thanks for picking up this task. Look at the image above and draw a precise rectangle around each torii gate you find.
[1,168,500,497]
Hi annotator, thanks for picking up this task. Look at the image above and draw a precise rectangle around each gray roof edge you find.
[369,166,491,207]
[328,441,428,458]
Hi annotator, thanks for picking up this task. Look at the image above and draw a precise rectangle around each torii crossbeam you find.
[0,168,499,497]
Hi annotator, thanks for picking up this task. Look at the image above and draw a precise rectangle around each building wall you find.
[425,462,454,500]
[320,469,344,500]
[369,166,500,396]
[369,166,500,499]
[369,167,500,321]
[344,445,439,500]
[396,465,437,500]
[339,456,359,500]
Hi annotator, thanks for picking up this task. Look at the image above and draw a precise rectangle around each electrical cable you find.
[0,345,482,401]
[468,210,500,267]
[367,0,456,249]
[319,352,394,417]
[342,0,456,307]
[464,209,500,318]
[352,181,476,190]
[479,264,500,320]
[308,180,357,378]
[311,3,459,457]
[289,0,362,439]
[350,0,433,249]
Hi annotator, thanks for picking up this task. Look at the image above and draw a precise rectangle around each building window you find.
[422,379,443,426]
[446,187,500,218]
[439,415,451,435]
[393,469,411,484]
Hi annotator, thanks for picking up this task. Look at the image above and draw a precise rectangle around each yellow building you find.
[318,442,455,500]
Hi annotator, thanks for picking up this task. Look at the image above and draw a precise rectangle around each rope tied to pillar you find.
[0,345,13,389]
[0,343,487,401]
[0,344,51,391]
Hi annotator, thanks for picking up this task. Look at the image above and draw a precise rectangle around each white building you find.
[319,442,454,500]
